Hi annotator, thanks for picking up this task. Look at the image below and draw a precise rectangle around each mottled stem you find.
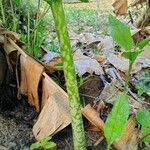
[44,0,86,149]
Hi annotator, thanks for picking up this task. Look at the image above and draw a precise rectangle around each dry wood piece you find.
[114,116,139,150]
[81,104,104,131]
[33,91,71,140]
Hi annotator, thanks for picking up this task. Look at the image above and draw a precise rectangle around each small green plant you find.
[136,109,150,143]
[30,136,56,150]
[136,70,150,96]
[104,15,150,150]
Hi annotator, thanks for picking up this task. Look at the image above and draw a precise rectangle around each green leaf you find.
[44,142,56,149]
[136,109,150,127]
[136,109,150,143]
[104,93,129,146]
[138,38,150,49]
[136,84,145,96]
[108,15,133,50]
[122,50,141,63]
[41,136,52,145]
[141,126,150,142]
[15,0,22,6]
[54,62,63,69]
[30,142,41,150]
[80,0,89,2]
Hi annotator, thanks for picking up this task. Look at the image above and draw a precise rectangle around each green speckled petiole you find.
[44,0,86,149]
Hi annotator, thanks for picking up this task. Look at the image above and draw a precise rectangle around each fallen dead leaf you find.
[74,49,104,76]
[143,26,150,35]
[139,45,150,59]
[131,0,147,6]
[20,56,44,112]
[81,104,104,131]
[33,90,70,140]
[94,55,106,63]
[113,0,128,16]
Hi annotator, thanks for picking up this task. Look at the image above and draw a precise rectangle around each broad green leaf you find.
[104,93,129,146]
[136,109,150,127]
[122,50,141,63]
[138,38,150,49]
[136,84,145,96]
[30,142,41,150]
[44,142,56,149]
[141,126,150,142]
[136,109,150,143]
[108,15,133,50]
[41,136,52,145]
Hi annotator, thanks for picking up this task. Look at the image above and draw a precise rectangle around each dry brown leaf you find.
[143,26,150,35]
[139,45,150,59]
[74,49,104,76]
[113,0,128,16]
[41,73,68,108]
[33,73,70,140]
[107,53,150,74]
[20,55,28,95]
[95,55,106,63]
[131,0,147,6]
[46,57,63,72]
[4,38,17,54]
[20,56,44,112]
[81,104,104,131]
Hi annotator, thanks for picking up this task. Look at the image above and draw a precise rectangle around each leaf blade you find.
[138,38,150,49]
[108,15,133,50]
[104,93,129,146]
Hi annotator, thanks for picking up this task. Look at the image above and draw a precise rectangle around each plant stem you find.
[9,0,16,32]
[107,145,110,150]
[124,60,133,92]
[44,0,86,149]
[0,0,6,25]
[27,0,31,54]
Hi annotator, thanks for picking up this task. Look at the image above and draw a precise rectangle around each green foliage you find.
[15,0,22,6]
[137,38,150,49]
[122,50,141,63]
[80,0,89,2]
[136,109,150,142]
[108,15,133,51]
[30,136,56,150]
[65,8,97,32]
[104,93,129,148]
[105,15,150,149]
[136,70,150,96]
